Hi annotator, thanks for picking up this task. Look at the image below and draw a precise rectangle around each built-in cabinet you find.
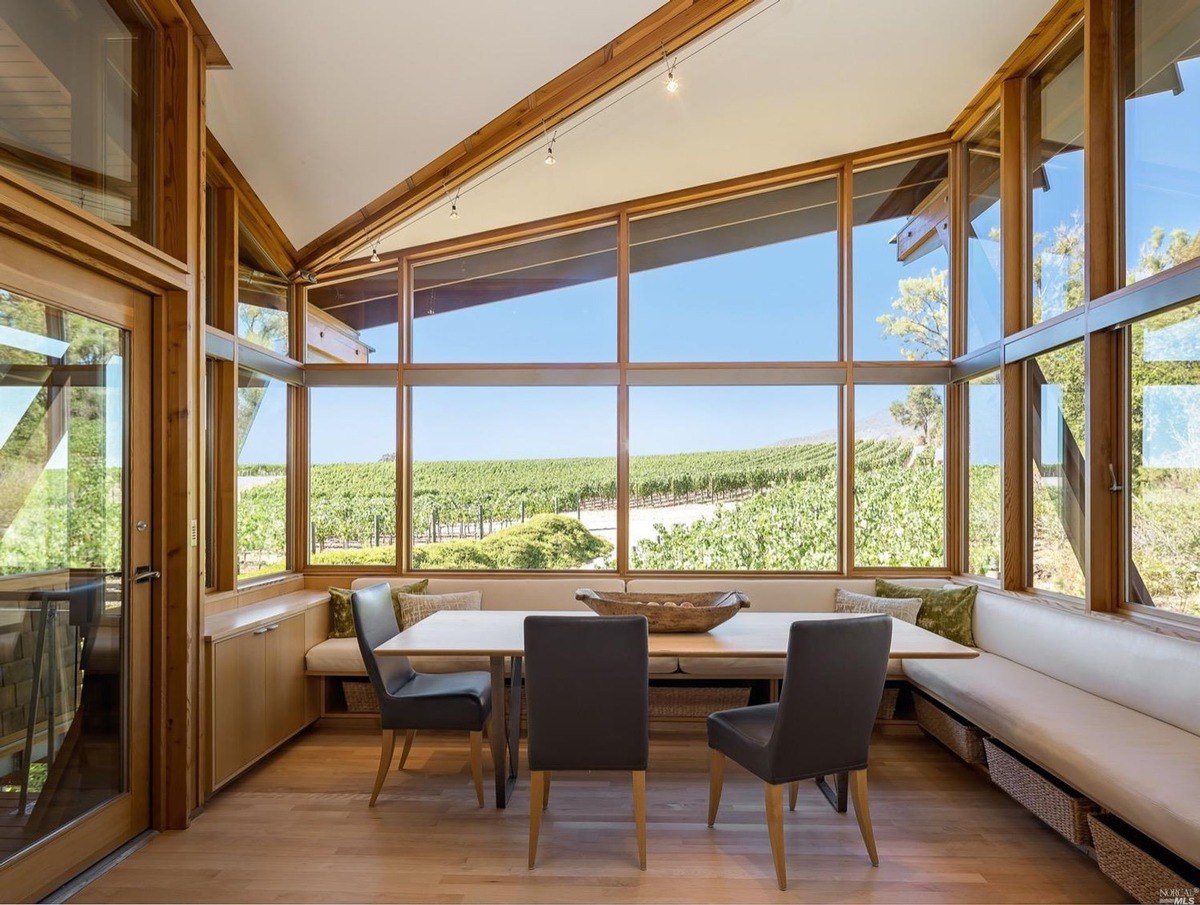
[206,595,325,793]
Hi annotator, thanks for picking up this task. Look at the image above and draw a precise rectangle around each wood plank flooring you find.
[71,724,1128,904]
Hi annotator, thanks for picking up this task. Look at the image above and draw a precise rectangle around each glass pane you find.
[1028,342,1086,595]
[0,1,154,239]
[204,358,218,589]
[630,180,838,362]
[410,387,615,570]
[1129,301,1200,617]
[852,155,951,360]
[1122,0,1200,284]
[967,373,1002,577]
[965,111,1004,351]
[307,271,398,363]
[853,384,945,567]
[1029,31,1086,324]
[627,386,839,571]
[412,226,617,363]
[309,387,396,566]
[237,369,289,580]
[0,288,127,863]
[237,226,290,356]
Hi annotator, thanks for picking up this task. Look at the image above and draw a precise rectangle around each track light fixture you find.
[544,131,557,166]
[449,199,460,220]
[369,244,380,263]
[662,44,679,93]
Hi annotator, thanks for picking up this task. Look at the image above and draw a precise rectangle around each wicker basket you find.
[1088,813,1200,905]
[914,693,986,765]
[984,738,1097,845]
[342,680,379,713]
[649,685,750,718]
[575,588,749,633]
[876,685,900,721]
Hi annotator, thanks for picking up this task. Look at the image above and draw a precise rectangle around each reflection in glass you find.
[1029,31,1085,323]
[412,226,617,363]
[627,386,839,571]
[410,387,615,570]
[1129,301,1200,616]
[1028,342,1086,595]
[967,373,1002,577]
[0,288,126,864]
[237,226,290,356]
[852,155,951,361]
[965,111,1003,352]
[853,384,946,567]
[0,0,155,239]
[236,369,289,580]
[307,271,398,363]
[1122,0,1200,284]
[309,388,396,566]
[630,180,838,362]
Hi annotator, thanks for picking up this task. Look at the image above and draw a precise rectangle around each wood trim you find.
[206,131,297,271]
[840,163,855,574]
[297,0,761,271]
[616,211,631,575]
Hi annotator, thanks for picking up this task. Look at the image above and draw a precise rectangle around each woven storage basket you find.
[876,686,900,720]
[914,693,986,765]
[649,685,750,718]
[1088,813,1200,905]
[984,738,1096,845]
[342,680,379,713]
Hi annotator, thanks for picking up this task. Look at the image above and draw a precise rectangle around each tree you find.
[889,385,943,446]
[876,268,949,360]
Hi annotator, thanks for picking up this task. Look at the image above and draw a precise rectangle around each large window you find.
[852,155,951,361]
[236,368,290,581]
[966,373,1002,578]
[237,225,291,356]
[1122,0,1200,284]
[630,180,838,362]
[411,226,618,363]
[627,385,839,571]
[0,0,155,239]
[1128,301,1200,617]
[307,271,399,363]
[1028,30,1085,324]
[853,384,946,567]
[309,387,397,566]
[1028,342,1085,596]
[410,386,616,570]
[964,111,1003,352]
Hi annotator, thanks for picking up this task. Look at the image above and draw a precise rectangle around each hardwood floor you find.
[72,724,1127,904]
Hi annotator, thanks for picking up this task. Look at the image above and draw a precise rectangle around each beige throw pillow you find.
[834,588,922,624]
[394,590,482,631]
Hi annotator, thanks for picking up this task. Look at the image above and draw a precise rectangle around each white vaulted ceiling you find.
[198,0,1058,260]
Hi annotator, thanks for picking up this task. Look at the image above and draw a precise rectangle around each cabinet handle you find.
[266,623,280,631]
[253,626,270,635]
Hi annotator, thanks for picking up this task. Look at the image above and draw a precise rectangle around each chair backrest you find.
[769,615,892,778]
[524,615,649,772]
[352,583,415,698]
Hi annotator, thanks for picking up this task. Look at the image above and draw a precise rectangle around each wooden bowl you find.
[574,589,750,633]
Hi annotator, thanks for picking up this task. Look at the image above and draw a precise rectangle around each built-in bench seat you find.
[905,590,1200,867]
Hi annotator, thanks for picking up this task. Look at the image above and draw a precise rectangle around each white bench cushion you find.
[906,652,1200,864]
[349,576,624,611]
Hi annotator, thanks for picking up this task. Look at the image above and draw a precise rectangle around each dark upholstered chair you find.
[707,615,893,889]
[523,615,650,869]
[351,583,492,807]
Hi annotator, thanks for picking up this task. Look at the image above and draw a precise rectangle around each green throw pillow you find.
[874,579,977,647]
[328,580,429,639]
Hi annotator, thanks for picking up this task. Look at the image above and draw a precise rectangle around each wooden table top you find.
[374,611,978,660]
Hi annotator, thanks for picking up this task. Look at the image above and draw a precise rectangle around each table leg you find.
[489,655,513,808]
[814,772,848,812]
[507,657,523,784]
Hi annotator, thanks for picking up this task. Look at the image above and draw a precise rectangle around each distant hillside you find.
[772,408,916,446]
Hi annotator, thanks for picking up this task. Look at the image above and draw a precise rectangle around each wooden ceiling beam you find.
[296,0,760,274]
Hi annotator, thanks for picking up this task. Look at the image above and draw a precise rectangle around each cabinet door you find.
[264,615,308,744]
[210,629,268,787]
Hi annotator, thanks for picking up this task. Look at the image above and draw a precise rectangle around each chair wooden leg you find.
[764,782,787,890]
[528,771,545,869]
[788,780,799,811]
[369,729,396,807]
[849,769,879,866]
[397,729,416,770]
[707,750,725,827]
[632,770,647,870]
[469,731,485,807]
[542,772,551,811]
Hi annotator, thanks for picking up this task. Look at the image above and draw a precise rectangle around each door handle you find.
[132,566,160,584]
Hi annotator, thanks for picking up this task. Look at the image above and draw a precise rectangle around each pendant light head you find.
[369,244,380,263]
[449,201,459,220]
[666,67,679,93]
[544,143,556,166]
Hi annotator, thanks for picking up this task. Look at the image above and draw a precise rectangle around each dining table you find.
[374,610,979,809]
